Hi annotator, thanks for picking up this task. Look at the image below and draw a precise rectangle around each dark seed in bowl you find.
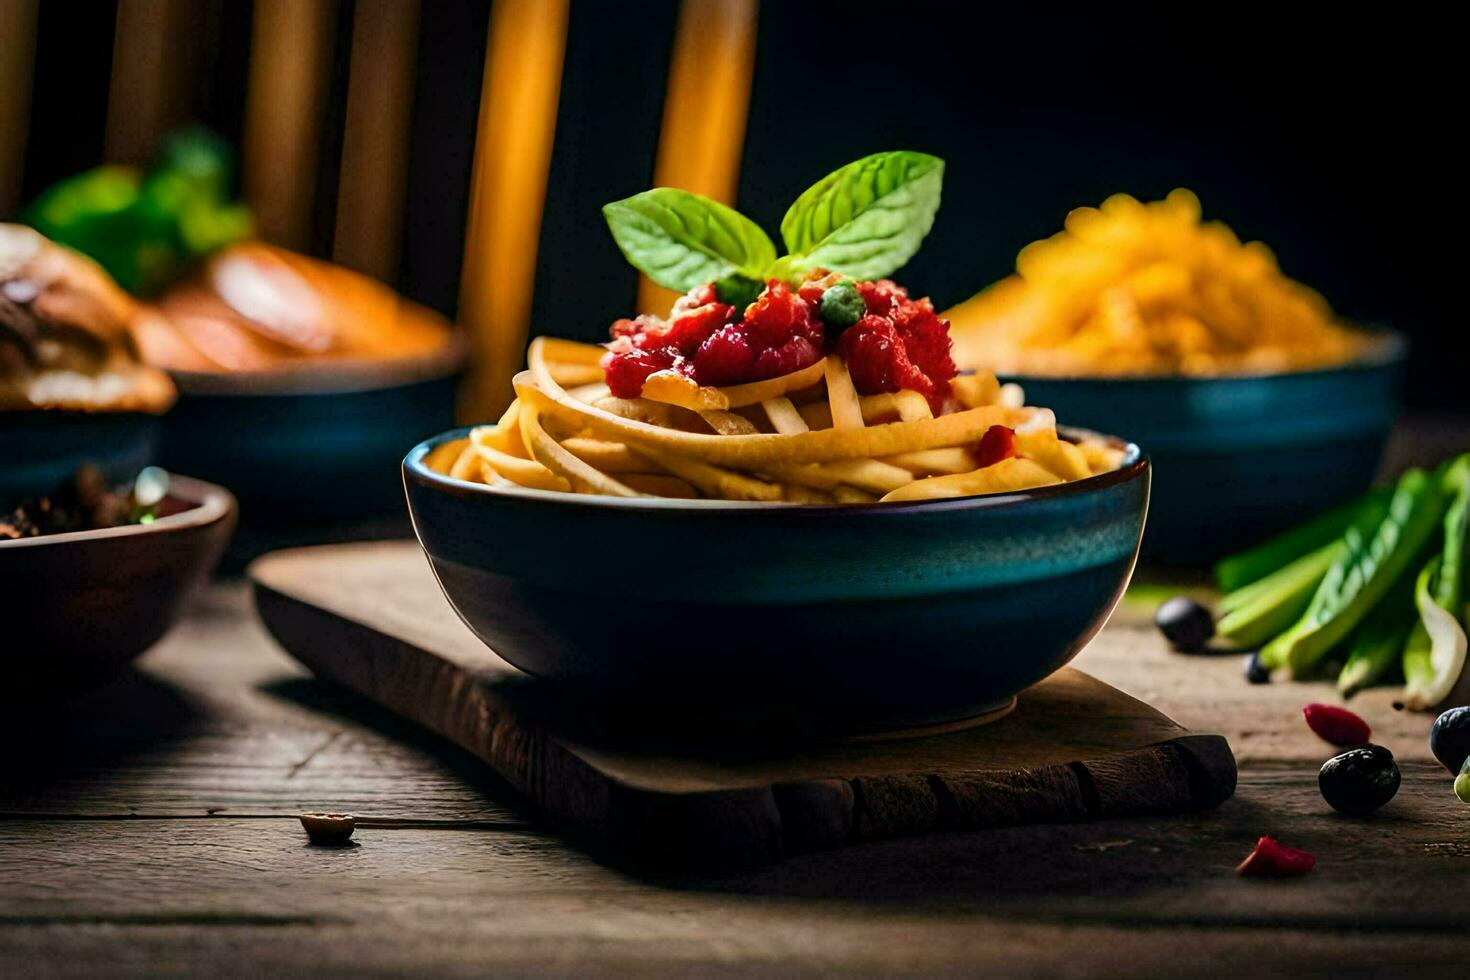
[1,466,172,540]
[1,466,126,539]
[1155,596,1215,652]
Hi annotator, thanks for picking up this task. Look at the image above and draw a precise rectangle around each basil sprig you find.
[777,151,944,281]
[601,151,943,293]
[601,188,776,293]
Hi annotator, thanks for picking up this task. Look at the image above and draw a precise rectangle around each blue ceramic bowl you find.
[1006,334,1404,565]
[1,411,160,503]
[403,427,1150,733]
[161,340,464,527]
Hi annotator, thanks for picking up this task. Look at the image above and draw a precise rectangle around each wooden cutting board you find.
[250,541,1236,867]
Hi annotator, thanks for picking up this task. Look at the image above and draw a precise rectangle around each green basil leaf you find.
[778,151,944,280]
[602,188,776,292]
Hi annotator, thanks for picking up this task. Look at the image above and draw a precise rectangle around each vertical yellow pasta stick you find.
[762,397,810,434]
[825,356,865,431]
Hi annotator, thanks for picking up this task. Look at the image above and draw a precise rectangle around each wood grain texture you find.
[332,0,421,281]
[249,541,1234,866]
[457,0,569,420]
[242,0,337,250]
[104,0,194,166]
[3,768,1470,977]
[635,0,758,317]
[1,586,527,826]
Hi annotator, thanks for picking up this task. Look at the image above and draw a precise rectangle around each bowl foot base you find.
[837,696,1018,743]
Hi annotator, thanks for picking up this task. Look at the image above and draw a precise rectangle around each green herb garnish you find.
[22,128,252,297]
[602,151,944,292]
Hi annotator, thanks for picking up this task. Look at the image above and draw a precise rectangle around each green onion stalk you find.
[1400,457,1470,710]
[1263,468,1451,677]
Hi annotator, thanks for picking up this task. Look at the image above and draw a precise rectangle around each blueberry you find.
[1319,744,1400,815]
[818,282,866,330]
[1430,705,1470,774]
[1154,596,1214,652]
[1245,651,1271,684]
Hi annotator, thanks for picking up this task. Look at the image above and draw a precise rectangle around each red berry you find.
[839,315,938,407]
[604,345,680,398]
[663,302,732,353]
[753,335,820,378]
[1303,703,1371,747]
[840,317,914,390]
[610,314,663,343]
[796,280,827,306]
[894,300,957,399]
[742,280,812,351]
[976,425,1016,467]
[1236,836,1316,877]
[857,279,908,317]
[692,325,757,386]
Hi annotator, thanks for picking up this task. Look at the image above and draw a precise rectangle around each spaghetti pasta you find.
[427,336,1125,503]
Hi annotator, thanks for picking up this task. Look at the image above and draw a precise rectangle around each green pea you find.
[819,282,865,329]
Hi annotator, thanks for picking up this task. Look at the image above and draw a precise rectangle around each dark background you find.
[16,0,1465,410]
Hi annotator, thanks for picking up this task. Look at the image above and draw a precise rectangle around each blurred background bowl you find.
[161,334,465,541]
[0,474,235,702]
[0,411,161,502]
[402,426,1149,734]
[1003,332,1404,564]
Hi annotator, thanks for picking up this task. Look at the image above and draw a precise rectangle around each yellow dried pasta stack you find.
[947,189,1374,377]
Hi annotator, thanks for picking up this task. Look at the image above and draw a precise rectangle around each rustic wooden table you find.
[3,418,1467,977]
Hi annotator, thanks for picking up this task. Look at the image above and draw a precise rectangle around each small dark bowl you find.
[0,475,236,702]
[160,337,464,528]
[0,410,161,502]
[403,427,1150,733]
[1004,334,1405,564]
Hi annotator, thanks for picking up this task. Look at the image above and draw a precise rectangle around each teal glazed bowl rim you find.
[995,326,1406,388]
[402,427,1147,514]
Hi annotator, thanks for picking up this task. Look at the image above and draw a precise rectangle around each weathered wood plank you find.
[1,586,529,825]
[2,916,1464,979]
[2,758,1469,975]
[8,768,1463,922]
[1081,603,1442,767]
[250,542,1237,865]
